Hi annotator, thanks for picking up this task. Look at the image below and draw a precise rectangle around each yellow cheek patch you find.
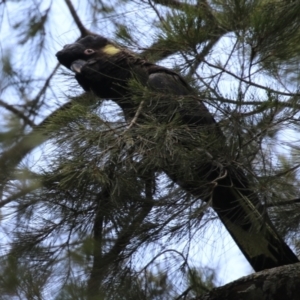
[102,44,121,55]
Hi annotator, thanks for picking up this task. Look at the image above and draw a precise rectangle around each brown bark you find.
[198,262,300,300]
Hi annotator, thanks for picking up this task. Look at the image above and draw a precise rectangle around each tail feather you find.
[171,163,299,271]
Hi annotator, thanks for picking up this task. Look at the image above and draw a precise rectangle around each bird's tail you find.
[213,173,298,271]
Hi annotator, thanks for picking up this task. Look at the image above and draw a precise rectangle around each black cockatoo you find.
[56,35,298,272]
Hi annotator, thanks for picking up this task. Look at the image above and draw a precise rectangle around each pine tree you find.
[1,1,300,299]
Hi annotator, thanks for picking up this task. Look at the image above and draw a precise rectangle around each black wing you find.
[147,72,217,126]
[147,71,298,271]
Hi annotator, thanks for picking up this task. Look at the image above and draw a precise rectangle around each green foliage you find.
[187,267,216,296]
[157,4,215,53]
[1,0,300,298]
[115,24,134,45]
[1,52,14,76]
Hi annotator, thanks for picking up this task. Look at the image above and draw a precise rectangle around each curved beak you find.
[70,59,86,74]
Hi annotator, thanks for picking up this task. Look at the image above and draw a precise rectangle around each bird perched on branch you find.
[56,34,298,272]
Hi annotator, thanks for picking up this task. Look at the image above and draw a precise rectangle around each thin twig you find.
[266,198,300,208]
[203,59,300,97]
[0,99,35,127]
[126,100,144,130]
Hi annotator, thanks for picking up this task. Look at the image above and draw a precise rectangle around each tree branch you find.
[203,59,300,97]
[266,198,300,208]
[151,0,191,10]
[0,93,96,187]
[0,99,35,127]
[64,0,92,37]
[197,262,300,300]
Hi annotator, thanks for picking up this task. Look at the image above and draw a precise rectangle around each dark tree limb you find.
[151,0,191,10]
[87,189,106,299]
[64,0,92,37]
[197,262,300,300]
[0,99,35,127]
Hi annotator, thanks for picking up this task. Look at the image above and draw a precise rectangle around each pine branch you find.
[0,93,96,188]
[0,99,35,127]
[64,0,92,37]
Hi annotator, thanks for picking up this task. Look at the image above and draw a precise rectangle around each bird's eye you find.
[84,49,95,55]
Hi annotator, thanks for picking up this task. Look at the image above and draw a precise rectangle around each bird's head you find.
[56,35,121,72]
